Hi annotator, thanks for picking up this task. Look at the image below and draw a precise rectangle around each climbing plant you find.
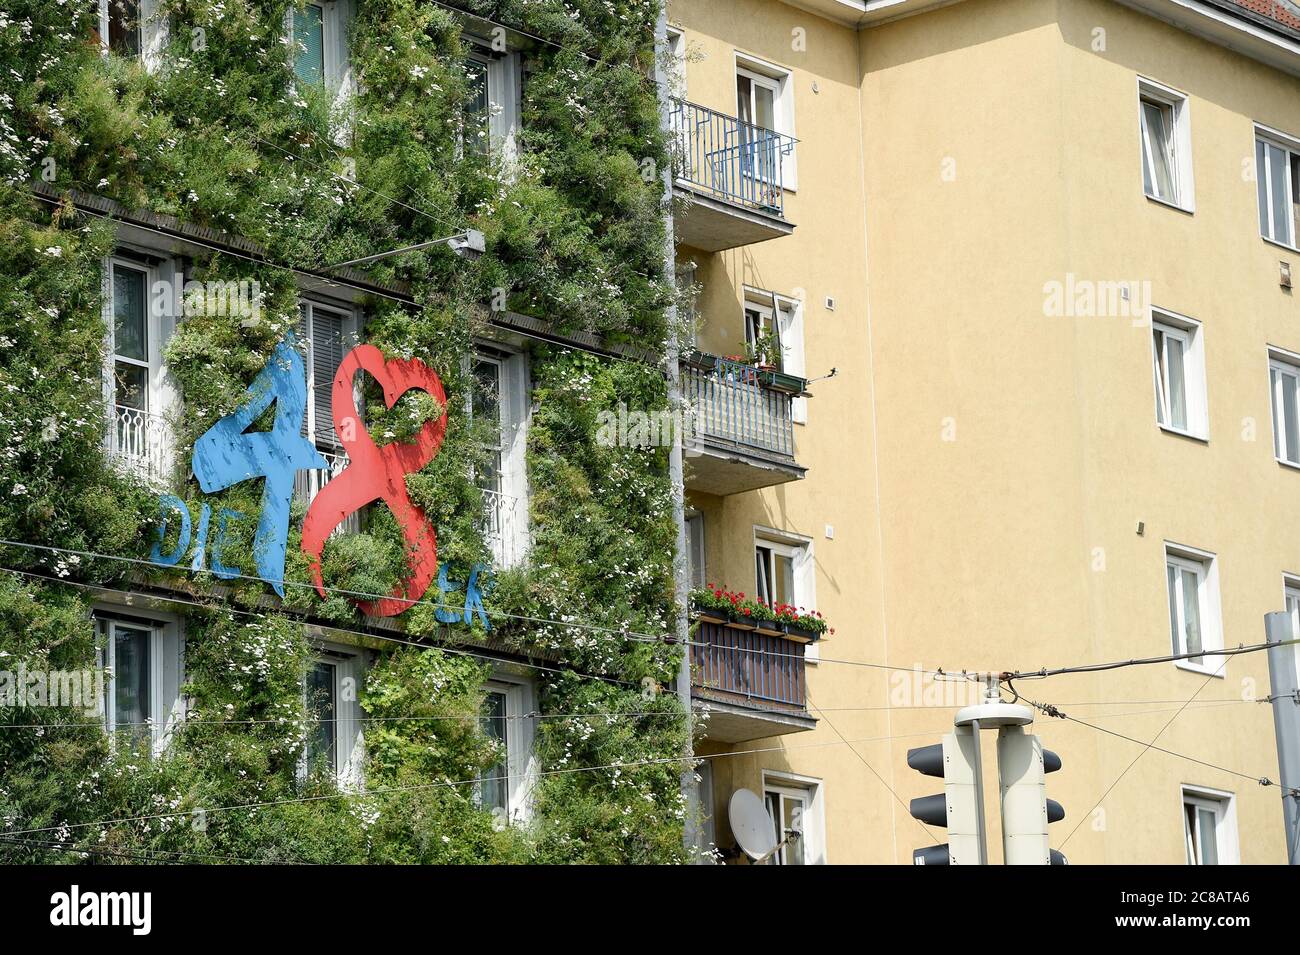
[0,0,690,863]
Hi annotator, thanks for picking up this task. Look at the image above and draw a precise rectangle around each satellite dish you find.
[729,788,778,862]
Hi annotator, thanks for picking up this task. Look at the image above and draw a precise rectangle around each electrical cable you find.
[0,725,959,841]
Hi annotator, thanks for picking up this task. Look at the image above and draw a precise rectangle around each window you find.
[104,254,175,484]
[94,0,164,66]
[1164,544,1223,675]
[745,287,807,422]
[110,261,150,414]
[754,527,817,660]
[686,511,706,590]
[475,677,536,826]
[287,2,353,98]
[1182,787,1238,865]
[460,41,521,163]
[1138,78,1193,210]
[297,300,356,453]
[1256,127,1300,249]
[95,611,183,755]
[469,347,529,566]
[304,659,338,775]
[696,760,715,853]
[675,263,699,348]
[292,4,325,86]
[665,27,686,99]
[301,646,364,787]
[761,772,825,865]
[734,54,796,190]
[755,538,795,607]
[1151,309,1207,439]
[1270,349,1300,466]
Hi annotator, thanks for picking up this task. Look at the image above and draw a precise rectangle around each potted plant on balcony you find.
[751,599,784,636]
[740,324,782,374]
[689,586,731,625]
[771,603,831,643]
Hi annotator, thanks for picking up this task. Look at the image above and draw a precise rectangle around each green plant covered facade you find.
[0,0,691,863]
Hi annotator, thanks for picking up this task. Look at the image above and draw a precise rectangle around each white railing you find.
[295,447,360,534]
[107,404,170,486]
[481,487,524,568]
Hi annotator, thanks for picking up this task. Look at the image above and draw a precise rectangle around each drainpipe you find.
[653,3,699,858]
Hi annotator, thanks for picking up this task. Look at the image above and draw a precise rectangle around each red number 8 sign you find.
[301,344,448,617]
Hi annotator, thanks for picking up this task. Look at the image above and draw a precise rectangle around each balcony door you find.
[736,69,779,191]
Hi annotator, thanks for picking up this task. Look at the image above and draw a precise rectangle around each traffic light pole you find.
[1264,611,1300,865]
[967,720,990,866]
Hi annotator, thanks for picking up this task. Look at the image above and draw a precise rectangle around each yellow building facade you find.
[671,0,1300,863]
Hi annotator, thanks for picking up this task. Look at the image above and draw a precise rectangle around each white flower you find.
[42,246,61,257]
[10,483,26,495]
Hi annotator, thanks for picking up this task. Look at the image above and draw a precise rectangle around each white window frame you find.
[1180,785,1239,865]
[1254,123,1300,251]
[1150,307,1208,440]
[470,344,530,567]
[103,253,180,483]
[1269,346,1300,468]
[1164,543,1224,677]
[476,672,538,826]
[286,1,355,108]
[97,0,166,69]
[760,770,826,865]
[463,36,522,167]
[734,52,797,191]
[685,510,706,590]
[1137,77,1194,212]
[753,525,818,662]
[94,608,184,757]
[300,640,366,790]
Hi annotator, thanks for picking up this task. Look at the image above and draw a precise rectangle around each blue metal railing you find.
[670,98,795,217]
[692,621,807,709]
[683,356,795,458]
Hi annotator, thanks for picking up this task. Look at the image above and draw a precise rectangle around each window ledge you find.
[1157,423,1209,443]
[1261,235,1300,256]
[1277,456,1300,472]
[1144,192,1195,215]
[1175,659,1224,678]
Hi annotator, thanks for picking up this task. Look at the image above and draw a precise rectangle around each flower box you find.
[690,599,728,625]
[728,610,758,631]
[783,622,820,643]
[754,619,784,637]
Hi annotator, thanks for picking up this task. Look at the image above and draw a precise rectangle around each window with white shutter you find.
[297,301,352,451]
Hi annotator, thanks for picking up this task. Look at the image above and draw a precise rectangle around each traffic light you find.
[908,726,984,865]
[996,725,1067,865]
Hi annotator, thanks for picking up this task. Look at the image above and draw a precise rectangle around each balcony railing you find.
[481,487,523,568]
[683,356,795,459]
[106,404,170,486]
[670,98,795,218]
[692,619,808,710]
[294,446,359,534]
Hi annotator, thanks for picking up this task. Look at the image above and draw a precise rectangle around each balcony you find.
[670,98,796,252]
[106,404,170,487]
[691,616,817,742]
[682,353,806,495]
